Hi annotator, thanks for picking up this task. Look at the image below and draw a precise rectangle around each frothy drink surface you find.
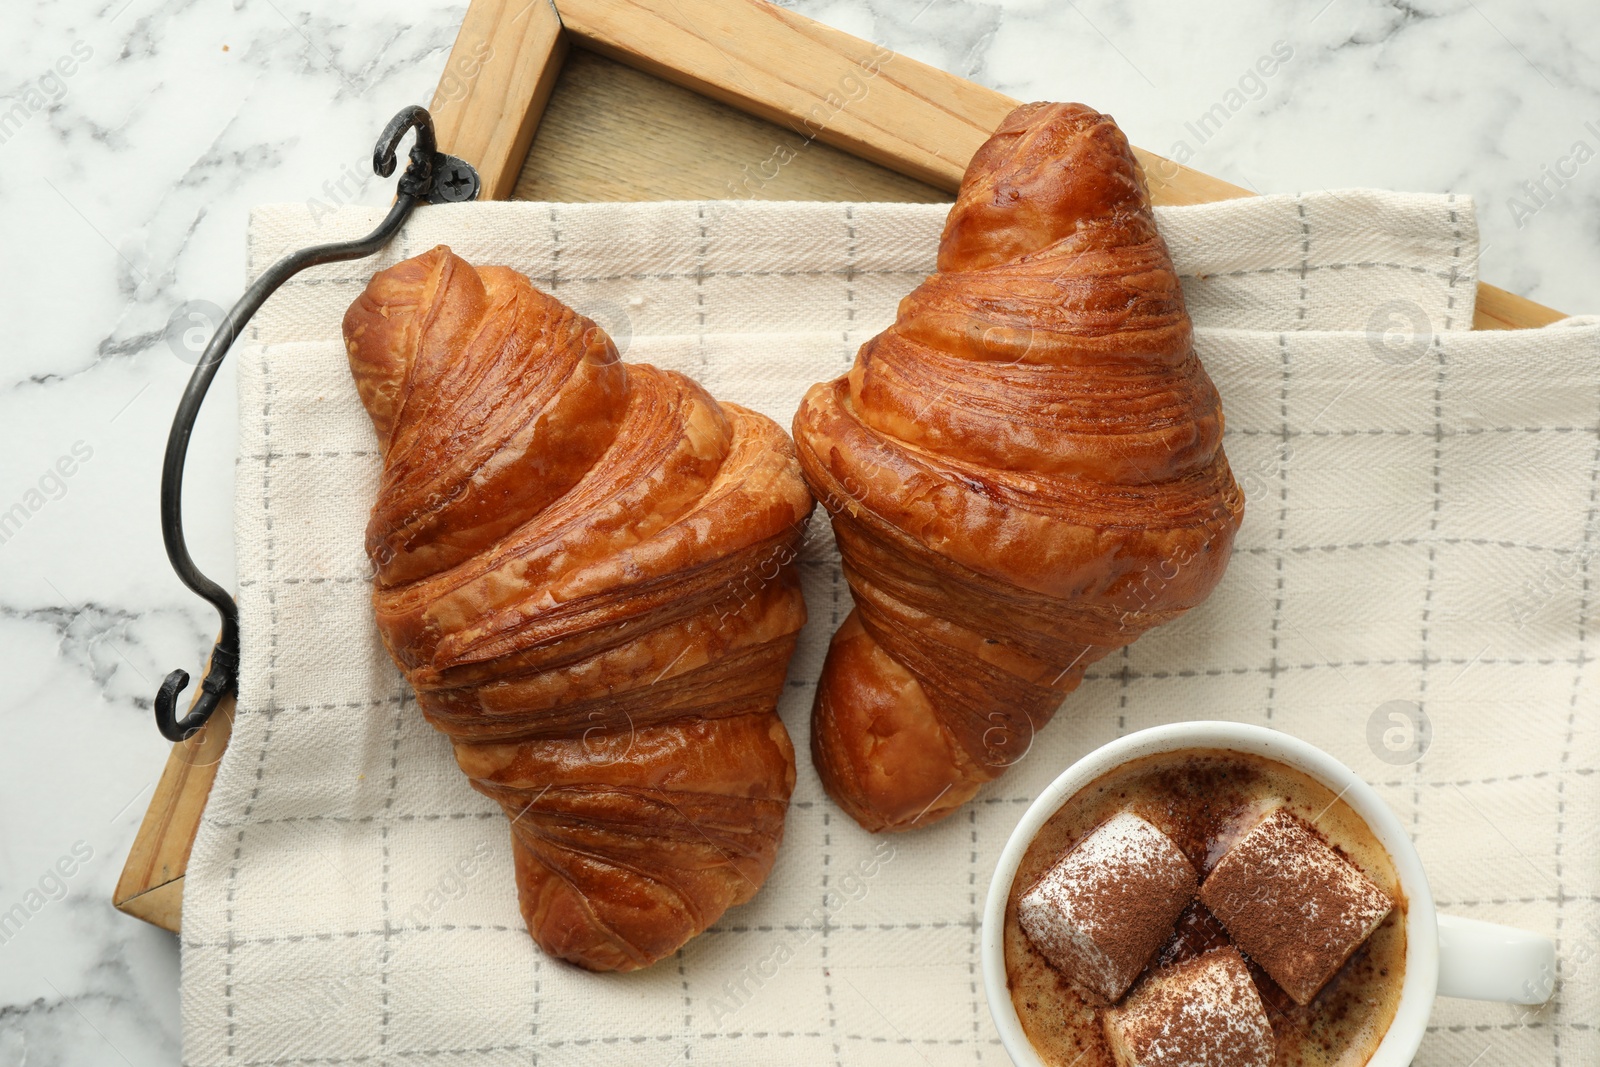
[1004,749,1405,1067]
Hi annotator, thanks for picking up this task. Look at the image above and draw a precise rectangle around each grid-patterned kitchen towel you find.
[182,192,1598,1067]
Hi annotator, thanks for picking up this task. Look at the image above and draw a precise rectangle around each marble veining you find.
[1,0,1596,1063]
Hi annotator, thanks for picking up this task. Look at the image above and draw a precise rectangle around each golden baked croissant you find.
[793,102,1244,832]
[343,247,812,970]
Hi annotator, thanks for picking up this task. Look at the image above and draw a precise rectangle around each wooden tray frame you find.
[115,0,1570,934]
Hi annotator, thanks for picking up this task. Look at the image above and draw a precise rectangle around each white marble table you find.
[0,0,1594,1063]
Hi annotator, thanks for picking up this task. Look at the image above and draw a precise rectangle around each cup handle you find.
[1436,913,1556,1004]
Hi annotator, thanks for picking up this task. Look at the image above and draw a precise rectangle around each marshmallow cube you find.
[1102,946,1274,1067]
[1017,811,1198,1002]
[1199,807,1394,1005]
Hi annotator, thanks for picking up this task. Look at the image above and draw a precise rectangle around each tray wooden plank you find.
[563,0,1236,207]
[513,48,950,203]
[1475,284,1566,329]
[112,687,234,931]
[116,0,1574,935]
[429,0,567,201]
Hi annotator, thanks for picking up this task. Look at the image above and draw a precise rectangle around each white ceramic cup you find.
[981,721,1557,1067]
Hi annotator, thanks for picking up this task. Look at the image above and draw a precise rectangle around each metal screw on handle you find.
[153,105,480,743]
[431,157,481,203]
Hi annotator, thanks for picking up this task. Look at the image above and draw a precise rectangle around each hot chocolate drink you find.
[1003,748,1406,1067]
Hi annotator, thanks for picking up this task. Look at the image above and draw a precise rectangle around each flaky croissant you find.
[793,102,1244,832]
[343,247,812,970]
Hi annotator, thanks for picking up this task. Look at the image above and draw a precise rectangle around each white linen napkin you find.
[181,191,1597,1067]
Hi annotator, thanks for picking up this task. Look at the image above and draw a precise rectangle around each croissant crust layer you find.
[794,102,1244,832]
[345,247,812,970]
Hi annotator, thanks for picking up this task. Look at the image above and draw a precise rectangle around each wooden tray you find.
[115,0,1570,933]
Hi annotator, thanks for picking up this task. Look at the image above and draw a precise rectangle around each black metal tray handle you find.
[154,105,479,742]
